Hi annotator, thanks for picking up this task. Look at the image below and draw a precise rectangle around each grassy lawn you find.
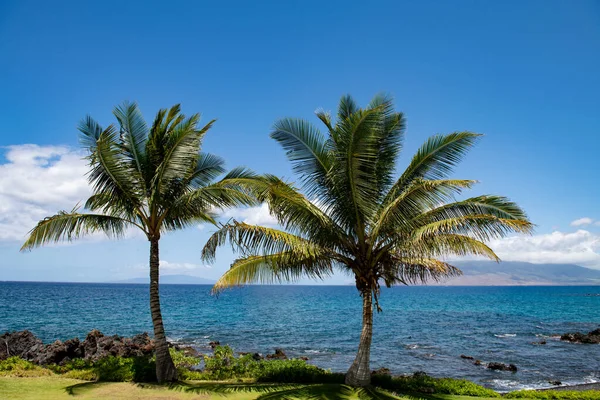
[0,377,505,400]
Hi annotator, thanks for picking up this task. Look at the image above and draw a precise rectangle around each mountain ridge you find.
[111,274,215,284]
[436,260,600,286]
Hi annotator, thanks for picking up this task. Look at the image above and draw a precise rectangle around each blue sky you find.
[0,0,599,282]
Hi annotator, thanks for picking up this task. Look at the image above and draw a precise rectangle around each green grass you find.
[0,377,505,399]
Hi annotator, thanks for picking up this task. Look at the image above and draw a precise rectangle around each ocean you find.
[0,282,598,392]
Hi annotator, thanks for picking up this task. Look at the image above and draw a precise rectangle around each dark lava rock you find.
[266,348,287,360]
[31,338,83,365]
[252,353,263,361]
[298,356,309,361]
[0,330,43,360]
[549,380,562,386]
[474,360,482,366]
[487,362,518,372]
[560,328,600,344]
[531,341,547,345]
[371,367,391,376]
[209,341,220,349]
[413,371,428,378]
[1,329,155,365]
[460,354,475,360]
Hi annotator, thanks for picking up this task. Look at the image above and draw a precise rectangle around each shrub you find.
[48,358,93,374]
[93,356,156,382]
[169,348,201,369]
[253,359,343,384]
[371,373,500,397]
[62,369,96,380]
[505,390,600,399]
[194,345,342,383]
[0,357,53,377]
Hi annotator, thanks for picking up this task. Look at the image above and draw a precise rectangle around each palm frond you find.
[386,132,480,202]
[87,126,144,216]
[185,152,226,189]
[113,101,148,179]
[329,107,382,229]
[212,251,334,293]
[77,115,105,152]
[412,195,534,241]
[367,93,406,196]
[315,108,333,132]
[373,179,477,238]
[21,210,135,250]
[256,175,347,249]
[270,118,332,198]
[202,222,330,264]
[337,94,359,122]
[401,233,500,261]
[383,258,462,286]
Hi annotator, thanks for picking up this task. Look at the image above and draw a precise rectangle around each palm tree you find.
[202,94,533,387]
[21,102,257,383]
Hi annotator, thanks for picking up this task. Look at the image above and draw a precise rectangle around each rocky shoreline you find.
[0,330,156,365]
[0,330,301,366]
[560,328,600,344]
[2,328,599,392]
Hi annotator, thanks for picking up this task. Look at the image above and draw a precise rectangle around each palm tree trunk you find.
[345,289,373,386]
[149,237,177,383]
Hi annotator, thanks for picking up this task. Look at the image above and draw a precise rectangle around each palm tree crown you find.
[22,102,257,382]
[202,93,533,386]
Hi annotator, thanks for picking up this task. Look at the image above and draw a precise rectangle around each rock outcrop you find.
[0,330,43,360]
[266,348,287,360]
[0,330,154,365]
[487,362,518,372]
[560,328,600,344]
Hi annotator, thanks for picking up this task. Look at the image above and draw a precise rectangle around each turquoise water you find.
[0,282,599,391]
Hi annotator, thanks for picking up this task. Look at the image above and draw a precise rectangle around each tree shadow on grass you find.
[165,381,420,399]
[64,381,112,396]
[64,380,434,399]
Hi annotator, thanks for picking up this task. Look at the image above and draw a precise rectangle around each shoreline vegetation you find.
[1,329,599,399]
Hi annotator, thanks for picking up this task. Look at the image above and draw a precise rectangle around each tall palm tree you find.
[21,102,257,383]
[202,94,533,387]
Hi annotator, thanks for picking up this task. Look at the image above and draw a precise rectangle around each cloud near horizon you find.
[487,230,600,269]
[219,203,278,226]
[2,144,599,271]
[570,217,594,227]
[0,144,92,242]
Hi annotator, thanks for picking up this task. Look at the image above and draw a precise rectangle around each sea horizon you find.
[2,282,598,392]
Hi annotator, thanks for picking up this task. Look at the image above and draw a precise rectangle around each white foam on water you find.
[304,349,324,354]
[494,334,517,338]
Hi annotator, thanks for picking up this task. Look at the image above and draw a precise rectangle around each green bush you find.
[505,390,600,399]
[48,357,93,374]
[371,373,500,397]
[0,357,53,377]
[62,368,96,380]
[192,345,341,383]
[253,359,343,384]
[93,356,156,382]
[169,348,201,369]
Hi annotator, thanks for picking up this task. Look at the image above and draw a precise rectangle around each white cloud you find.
[159,260,211,271]
[570,217,593,227]
[0,145,92,242]
[595,221,600,227]
[487,230,600,269]
[220,203,278,225]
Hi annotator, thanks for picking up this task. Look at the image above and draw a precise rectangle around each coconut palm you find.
[202,94,533,386]
[21,102,257,383]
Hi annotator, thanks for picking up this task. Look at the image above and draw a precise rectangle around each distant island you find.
[107,261,600,286]
[438,261,600,286]
[111,275,215,285]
